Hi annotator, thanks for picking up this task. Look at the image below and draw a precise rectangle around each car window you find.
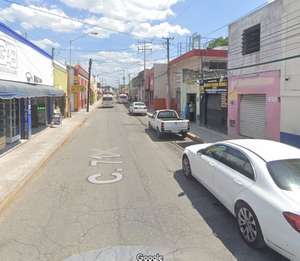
[222,147,254,180]
[152,112,157,118]
[135,103,145,106]
[157,111,177,118]
[267,159,300,191]
[103,97,112,101]
[203,145,227,161]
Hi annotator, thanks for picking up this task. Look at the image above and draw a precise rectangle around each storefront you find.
[0,21,64,151]
[200,78,228,134]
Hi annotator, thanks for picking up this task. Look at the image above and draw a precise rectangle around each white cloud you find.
[32,38,60,50]
[131,22,190,38]
[1,4,82,33]
[59,0,178,22]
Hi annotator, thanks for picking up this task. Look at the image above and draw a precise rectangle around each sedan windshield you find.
[267,159,300,191]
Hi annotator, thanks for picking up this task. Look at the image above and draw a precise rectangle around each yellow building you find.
[53,59,68,117]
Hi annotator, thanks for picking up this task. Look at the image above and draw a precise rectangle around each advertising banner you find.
[0,29,53,86]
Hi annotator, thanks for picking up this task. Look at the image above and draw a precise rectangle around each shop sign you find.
[186,83,197,93]
[176,73,181,83]
[72,85,86,93]
[0,136,6,151]
[221,93,228,108]
[200,78,228,94]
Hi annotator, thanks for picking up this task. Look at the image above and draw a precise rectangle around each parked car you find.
[148,109,190,139]
[182,139,300,261]
[102,94,114,108]
[129,102,147,115]
[118,94,128,104]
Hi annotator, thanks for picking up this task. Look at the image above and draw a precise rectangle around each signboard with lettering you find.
[0,28,53,85]
[72,85,86,93]
[200,78,228,94]
[186,83,197,93]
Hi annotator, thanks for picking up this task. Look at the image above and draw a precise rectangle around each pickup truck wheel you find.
[156,128,162,139]
[148,122,152,130]
[182,132,187,138]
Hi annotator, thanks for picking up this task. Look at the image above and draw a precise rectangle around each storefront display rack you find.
[0,99,20,144]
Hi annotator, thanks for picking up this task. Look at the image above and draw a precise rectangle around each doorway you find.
[187,94,196,122]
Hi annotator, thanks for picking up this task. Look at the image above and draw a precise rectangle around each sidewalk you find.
[0,103,232,212]
[0,101,102,212]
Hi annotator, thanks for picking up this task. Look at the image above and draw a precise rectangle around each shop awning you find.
[0,80,65,99]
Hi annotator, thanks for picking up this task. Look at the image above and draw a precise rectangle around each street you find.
[0,103,286,261]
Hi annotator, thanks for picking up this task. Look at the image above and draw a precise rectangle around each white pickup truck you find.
[148,109,190,139]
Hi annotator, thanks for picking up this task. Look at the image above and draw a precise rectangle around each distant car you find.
[129,102,147,115]
[102,94,114,108]
[182,139,300,261]
[118,94,128,104]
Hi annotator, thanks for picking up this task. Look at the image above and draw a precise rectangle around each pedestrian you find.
[189,101,195,122]
[185,102,190,120]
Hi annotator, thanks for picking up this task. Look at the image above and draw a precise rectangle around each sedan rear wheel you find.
[236,202,266,249]
[182,155,192,179]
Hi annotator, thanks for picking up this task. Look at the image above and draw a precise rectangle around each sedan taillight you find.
[283,212,300,233]
[144,107,147,109]
[134,107,138,109]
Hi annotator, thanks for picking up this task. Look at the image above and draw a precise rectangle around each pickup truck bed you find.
[148,109,190,139]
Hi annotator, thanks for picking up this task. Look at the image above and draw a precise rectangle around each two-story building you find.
[227,0,300,148]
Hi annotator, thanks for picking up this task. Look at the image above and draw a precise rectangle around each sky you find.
[0,0,274,88]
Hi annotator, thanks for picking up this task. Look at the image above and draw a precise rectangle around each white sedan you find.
[182,139,300,261]
[129,102,147,115]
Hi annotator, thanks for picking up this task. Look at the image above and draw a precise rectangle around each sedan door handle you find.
[234,179,243,186]
[209,162,215,167]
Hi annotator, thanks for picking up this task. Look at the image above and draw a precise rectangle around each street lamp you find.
[68,31,98,117]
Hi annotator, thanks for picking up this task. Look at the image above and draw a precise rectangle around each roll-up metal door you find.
[206,94,222,131]
[239,94,266,139]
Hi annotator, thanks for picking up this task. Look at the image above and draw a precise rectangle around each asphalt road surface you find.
[0,103,287,261]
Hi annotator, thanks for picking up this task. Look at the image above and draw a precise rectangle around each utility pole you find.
[118,69,125,93]
[162,36,174,109]
[138,41,152,102]
[127,73,131,101]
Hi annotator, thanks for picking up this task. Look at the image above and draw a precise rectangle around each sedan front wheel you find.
[236,202,266,249]
[182,155,192,179]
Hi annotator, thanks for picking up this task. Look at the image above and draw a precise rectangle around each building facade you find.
[73,65,89,112]
[0,22,64,151]
[227,0,300,146]
[53,59,67,117]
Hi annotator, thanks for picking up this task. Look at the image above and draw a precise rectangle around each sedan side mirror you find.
[197,149,204,155]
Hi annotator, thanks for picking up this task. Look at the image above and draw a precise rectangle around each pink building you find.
[228,71,280,141]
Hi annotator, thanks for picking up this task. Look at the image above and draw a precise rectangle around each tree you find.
[208,37,228,49]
